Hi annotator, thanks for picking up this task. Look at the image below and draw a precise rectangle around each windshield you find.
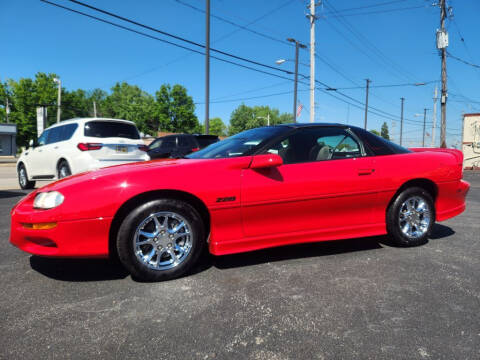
[84,121,140,139]
[186,127,290,159]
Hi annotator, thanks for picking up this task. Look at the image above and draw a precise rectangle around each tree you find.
[370,129,381,136]
[208,117,227,136]
[228,104,291,135]
[381,122,390,140]
[103,82,158,135]
[155,84,199,134]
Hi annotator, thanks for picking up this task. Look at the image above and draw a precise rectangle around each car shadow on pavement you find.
[27,224,455,281]
[429,223,455,239]
[209,223,456,270]
[0,190,29,199]
[29,256,129,282]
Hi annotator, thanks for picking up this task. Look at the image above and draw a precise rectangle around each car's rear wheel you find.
[386,187,435,246]
[57,160,71,179]
[116,199,205,281]
[18,164,35,190]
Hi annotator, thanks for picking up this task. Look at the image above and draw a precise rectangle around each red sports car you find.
[10,124,470,281]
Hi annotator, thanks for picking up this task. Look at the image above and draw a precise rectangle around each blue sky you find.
[2,0,480,147]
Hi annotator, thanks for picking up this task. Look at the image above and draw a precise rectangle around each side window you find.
[61,124,78,141]
[178,136,190,147]
[265,127,363,164]
[47,127,62,144]
[160,137,176,149]
[149,139,162,150]
[37,129,50,146]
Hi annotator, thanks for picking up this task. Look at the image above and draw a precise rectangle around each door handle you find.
[358,168,374,176]
[54,146,59,149]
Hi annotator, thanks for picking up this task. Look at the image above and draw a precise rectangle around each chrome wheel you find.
[19,167,27,187]
[398,196,431,239]
[133,212,193,271]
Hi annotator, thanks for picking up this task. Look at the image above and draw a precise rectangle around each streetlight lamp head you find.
[275,59,286,65]
[286,38,295,43]
[53,77,60,83]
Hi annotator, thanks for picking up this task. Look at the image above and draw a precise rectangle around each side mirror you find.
[250,154,283,169]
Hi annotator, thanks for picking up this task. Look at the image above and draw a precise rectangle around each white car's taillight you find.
[33,191,64,209]
[77,143,103,151]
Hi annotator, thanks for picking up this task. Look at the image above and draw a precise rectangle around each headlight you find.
[33,191,64,209]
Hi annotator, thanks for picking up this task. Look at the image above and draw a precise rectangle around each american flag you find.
[296,103,304,118]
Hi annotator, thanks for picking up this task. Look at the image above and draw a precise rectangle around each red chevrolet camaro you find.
[10,124,470,281]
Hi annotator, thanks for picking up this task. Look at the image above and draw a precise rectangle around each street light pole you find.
[400,97,405,146]
[54,77,61,123]
[422,108,428,147]
[287,38,306,123]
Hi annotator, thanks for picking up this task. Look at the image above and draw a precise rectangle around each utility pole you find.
[5,97,9,123]
[308,0,318,123]
[287,38,307,123]
[205,0,210,134]
[54,77,61,123]
[422,108,428,147]
[364,79,370,130]
[400,97,405,146]
[439,0,448,148]
[93,101,97,118]
[431,85,438,147]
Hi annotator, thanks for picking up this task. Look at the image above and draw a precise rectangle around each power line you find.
[325,5,426,18]
[174,0,291,46]
[326,80,437,90]
[43,0,429,127]
[322,0,411,14]
[40,0,297,82]
[64,0,294,76]
[447,51,480,69]
[323,0,420,83]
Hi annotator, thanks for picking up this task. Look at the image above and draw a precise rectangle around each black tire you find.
[116,199,206,281]
[18,164,35,190]
[57,160,72,179]
[386,187,435,247]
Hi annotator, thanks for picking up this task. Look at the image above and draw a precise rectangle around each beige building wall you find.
[462,114,480,169]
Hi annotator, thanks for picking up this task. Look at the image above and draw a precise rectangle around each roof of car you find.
[47,118,136,128]
[275,123,350,128]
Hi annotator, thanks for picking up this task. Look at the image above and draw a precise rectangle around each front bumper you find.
[10,206,112,258]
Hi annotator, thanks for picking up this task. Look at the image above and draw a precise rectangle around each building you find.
[462,113,480,170]
[0,123,17,156]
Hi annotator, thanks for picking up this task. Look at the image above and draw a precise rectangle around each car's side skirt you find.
[209,222,386,256]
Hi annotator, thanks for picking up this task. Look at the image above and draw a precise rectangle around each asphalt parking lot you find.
[1,172,479,359]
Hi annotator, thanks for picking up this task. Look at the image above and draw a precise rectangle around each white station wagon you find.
[17,118,150,189]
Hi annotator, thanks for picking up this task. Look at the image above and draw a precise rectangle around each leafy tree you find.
[104,82,157,135]
[208,117,227,136]
[381,121,390,140]
[370,129,381,136]
[155,84,199,134]
[228,104,291,135]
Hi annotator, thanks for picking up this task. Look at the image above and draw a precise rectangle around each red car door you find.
[241,127,380,240]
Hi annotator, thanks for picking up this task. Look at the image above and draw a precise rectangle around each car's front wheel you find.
[386,187,435,246]
[116,199,206,281]
[18,164,35,190]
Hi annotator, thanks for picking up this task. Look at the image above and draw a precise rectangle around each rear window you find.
[84,121,140,139]
[195,135,219,148]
